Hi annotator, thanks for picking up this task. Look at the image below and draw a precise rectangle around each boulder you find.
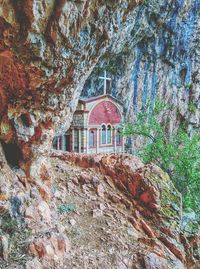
[29,233,70,268]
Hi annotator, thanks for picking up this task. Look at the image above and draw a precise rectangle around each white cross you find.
[99,71,111,95]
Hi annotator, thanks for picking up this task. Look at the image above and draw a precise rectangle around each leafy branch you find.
[122,99,200,216]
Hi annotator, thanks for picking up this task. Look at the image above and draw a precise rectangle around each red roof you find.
[79,94,123,106]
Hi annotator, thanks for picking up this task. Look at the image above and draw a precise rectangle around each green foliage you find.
[0,214,31,268]
[185,82,192,91]
[188,102,197,113]
[57,203,76,214]
[143,0,149,6]
[122,100,200,216]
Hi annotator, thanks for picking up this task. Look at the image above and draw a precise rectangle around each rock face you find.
[54,152,182,227]
[0,0,142,181]
[0,2,144,232]
[0,149,199,268]
[82,0,200,136]
[0,1,199,179]
[0,1,199,268]
[50,151,199,269]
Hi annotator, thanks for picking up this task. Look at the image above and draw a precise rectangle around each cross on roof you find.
[99,70,111,95]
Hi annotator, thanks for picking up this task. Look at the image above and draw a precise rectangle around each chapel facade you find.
[52,94,125,154]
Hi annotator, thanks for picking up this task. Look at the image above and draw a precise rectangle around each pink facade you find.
[89,101,121,125]
[53,95,124,154]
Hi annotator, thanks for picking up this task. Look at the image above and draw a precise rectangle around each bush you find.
[122,101,200,217]
[57,203,76,214]
[0,213,31,268]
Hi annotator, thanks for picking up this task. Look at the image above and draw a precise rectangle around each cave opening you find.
[1,141,22,169]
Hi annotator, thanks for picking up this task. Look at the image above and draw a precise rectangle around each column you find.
[86,128,89,153]
[56,136,59,150]
[72,128,75,152]
[78,129,81,153]
[96,128,99,153]
[62,135,66,151]
[114,128,117,153]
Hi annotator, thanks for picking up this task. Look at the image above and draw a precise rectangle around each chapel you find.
[52,71,125,154]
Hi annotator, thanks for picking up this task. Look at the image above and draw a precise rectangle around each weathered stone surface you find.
[83,1,200,139]
[1,149,198,268]
[0,0,142,184]
[26,258,43,269]
[55,152,181,227]
[29,233,70,268]
[0,1,199,268]
[51,151,199,269]
[1,0,198,186]
[25,200,52,231]
[143,252,169,269]
[0,234,9,261]
[181,212,200,235]
[79,172,92,185]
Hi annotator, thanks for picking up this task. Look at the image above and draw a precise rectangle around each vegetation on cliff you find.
[123,99,200,217]
[0,0,199,268]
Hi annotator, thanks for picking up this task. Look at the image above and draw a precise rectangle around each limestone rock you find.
[51,151,199,269]
[29,233,70,268]
[0,0,142,186]
[25,200,52,231]
[79,172,92,185]
[0,234,9,261]
[60,152,181,227]
[143,253,169,269]
[0,1,199,268]
[26,258,43,269]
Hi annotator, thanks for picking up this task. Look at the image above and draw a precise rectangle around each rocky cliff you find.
[0,0,199,181]
[82,0,200,136]
[0,0,144,185]
[1,152,199,268]
[0,1,199,268]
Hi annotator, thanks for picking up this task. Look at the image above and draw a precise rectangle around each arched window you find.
[101,125,106,144]
[90,130,95,147]
[107,125,112,144]
[116,129,121,145]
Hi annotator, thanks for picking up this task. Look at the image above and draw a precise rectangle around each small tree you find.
[122,100,200,216]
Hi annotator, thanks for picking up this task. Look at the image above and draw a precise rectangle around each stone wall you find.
[0,0,142,180]
[82,0,200,136]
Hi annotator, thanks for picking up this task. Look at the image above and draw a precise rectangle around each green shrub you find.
[57,203,76,214]
[0,214,31,268]
[188,102,197,113]
[122,100,200,217]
